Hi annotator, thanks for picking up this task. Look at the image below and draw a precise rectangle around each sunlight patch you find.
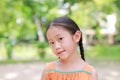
[4,72,18,79]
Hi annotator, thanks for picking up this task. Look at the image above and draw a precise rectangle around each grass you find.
[0,59,41,64]
[0,43,57,64]
[0,43,120,64]
[86,44,120,61]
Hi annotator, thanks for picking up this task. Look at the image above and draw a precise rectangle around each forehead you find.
[46,26,70,39]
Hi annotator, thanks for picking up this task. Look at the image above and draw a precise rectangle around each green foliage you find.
[5,39,13,59]
[1,0,120,41]
[71,1,97,28]
[0,0,120,61]
[93,0,118,14]
[0,0,37,41]
[114,33,120,43]
[0,59,40,64]
[37,42,48,48]
[86,44,120,61]
[37,42,48,60]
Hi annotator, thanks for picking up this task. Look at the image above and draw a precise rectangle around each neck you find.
[56,51,85,71]
[59,52,83,65]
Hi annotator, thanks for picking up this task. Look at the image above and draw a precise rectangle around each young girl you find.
[41,16,98,80]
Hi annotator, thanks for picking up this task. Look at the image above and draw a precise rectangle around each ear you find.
[73,31,81,43]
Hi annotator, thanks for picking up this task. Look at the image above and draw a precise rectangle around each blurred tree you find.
[114,0,120,30]
[0,0,37,59]
[0,0,120,60]
[23,0,45,42]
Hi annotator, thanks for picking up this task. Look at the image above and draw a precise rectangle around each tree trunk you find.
[33,14,45,42]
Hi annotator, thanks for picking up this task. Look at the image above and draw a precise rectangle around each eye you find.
[49,42,54,45]
[58,37,63,41]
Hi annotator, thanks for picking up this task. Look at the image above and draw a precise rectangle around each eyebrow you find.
[48,34,62,42]
[55,34,61,37]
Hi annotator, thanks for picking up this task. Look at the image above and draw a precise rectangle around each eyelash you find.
[59,37,63,40]
[49,37,63,45]
[49,42,54,45]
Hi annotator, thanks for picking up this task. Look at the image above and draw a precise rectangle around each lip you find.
[57,50,65,55]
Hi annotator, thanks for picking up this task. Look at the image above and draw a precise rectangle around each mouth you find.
[57,50,65,55]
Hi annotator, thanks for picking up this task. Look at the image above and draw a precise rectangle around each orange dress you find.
[45,62,94,80]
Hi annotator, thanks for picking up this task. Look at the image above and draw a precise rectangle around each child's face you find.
[46,26,80,60]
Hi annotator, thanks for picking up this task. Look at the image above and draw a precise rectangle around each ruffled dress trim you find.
[46,69,92,74]
[45,62,94,80]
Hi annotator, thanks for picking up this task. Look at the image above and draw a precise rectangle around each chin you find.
[59,54,69,60]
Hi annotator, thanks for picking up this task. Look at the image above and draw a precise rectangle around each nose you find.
[54,42,61,50]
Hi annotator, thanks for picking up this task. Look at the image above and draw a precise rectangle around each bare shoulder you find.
[91,67,98,80]
[41,63,46,80]
[84,62,98,80]
[41,61,56,80]
[41,68,45,80]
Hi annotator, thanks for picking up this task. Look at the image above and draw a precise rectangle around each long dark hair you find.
[46,16,85,61]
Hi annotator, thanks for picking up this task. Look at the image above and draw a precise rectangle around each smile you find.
[57,50,65,55]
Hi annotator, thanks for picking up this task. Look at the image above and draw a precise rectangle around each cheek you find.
[62,38,75,50]
[51,47,58,56]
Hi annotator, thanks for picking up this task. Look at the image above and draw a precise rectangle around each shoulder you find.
[84,63,98,80]
[41,61,56,80]
[83,62,94,72]
[91,67,98,80]
[45,61,56,70]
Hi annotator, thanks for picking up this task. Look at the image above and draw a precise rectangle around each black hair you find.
[46,16,85,61]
